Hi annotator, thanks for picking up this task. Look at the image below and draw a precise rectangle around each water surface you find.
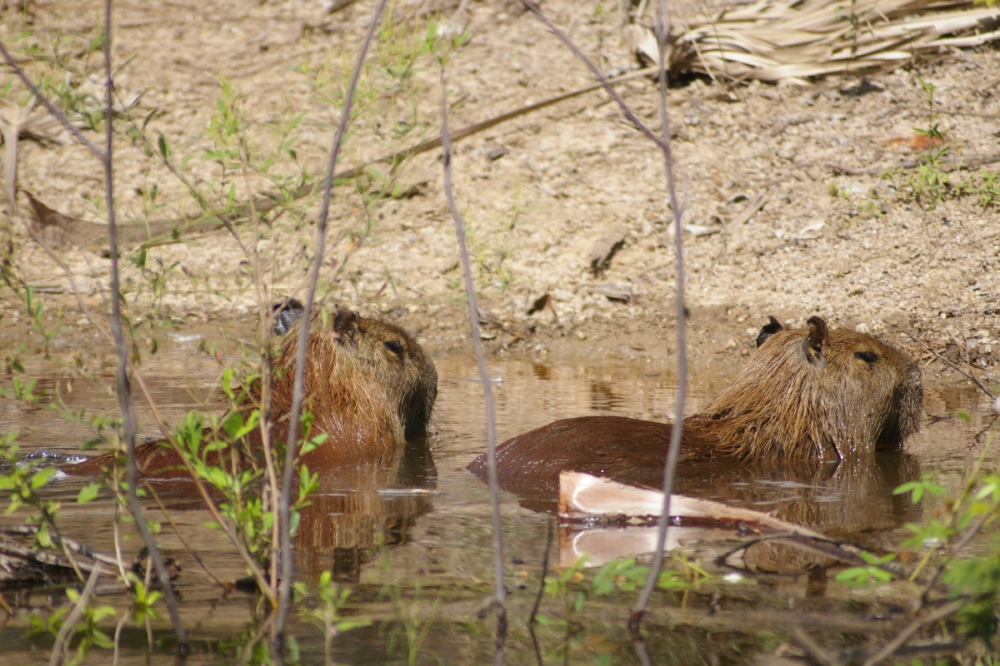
[0,325,992,664]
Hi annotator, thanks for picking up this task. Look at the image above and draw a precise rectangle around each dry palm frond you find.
[629,0,1000,83]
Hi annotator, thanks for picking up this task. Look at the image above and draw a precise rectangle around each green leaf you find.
[657,571,689,590]
[220,368,236,402]
[200,466,229,489]
[335,619,372,633]
[36,522,52,548]
[77,482,101,504]
[157,133,170,160]
[231,410,260,440]
[29,467,56,490]
[92,605,117,622]
[299,432,328,457]
[975,478,1000,503]
[91,628,115,649]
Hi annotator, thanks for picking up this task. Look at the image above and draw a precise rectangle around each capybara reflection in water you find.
[468,316,922,490]
[67,308,437,478]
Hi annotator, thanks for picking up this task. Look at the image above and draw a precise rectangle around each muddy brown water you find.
[0,324,993,664]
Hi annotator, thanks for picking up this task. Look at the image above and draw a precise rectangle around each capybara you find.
[272,297,305,336]
[66,308,437,478]
[468,316,922,490]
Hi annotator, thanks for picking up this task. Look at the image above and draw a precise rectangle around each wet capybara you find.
[66,308,437,478]
[468,316,922,491]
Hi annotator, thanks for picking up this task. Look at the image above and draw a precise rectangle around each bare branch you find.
[100,0,187,651]
[440,63,508,641]
[791,626,843,666]
[518,0,688,628]
[630,0,689,626]
[521,1,665,150]
[273,0,390,643]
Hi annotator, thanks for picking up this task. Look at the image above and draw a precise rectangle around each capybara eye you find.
[854,351,877,364]
[384,340,404,356]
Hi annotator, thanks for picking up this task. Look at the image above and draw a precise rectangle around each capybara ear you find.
[805,316,828,365]
[333,309,361,346]
[756,315,785,348]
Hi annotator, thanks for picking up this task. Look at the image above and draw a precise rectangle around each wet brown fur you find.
[67,310,437,478]
[469,316,922,489]
[266,310,437,467]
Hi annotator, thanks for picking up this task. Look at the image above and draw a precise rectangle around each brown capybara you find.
[468,316,922,491]
[66,308,437,478]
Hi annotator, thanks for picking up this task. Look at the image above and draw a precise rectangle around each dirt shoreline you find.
[2,0,998,388]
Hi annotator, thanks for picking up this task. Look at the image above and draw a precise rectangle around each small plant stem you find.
[632,0,688,627]
[273,0,389,643]
[231,123,283,596]
[258,351,282,594]
[240,613,276,666]
[528,517,554,625]
[129,370,275,600]
[48,562,102,666]
[100,2,187,652]
[0,40,104,160]
[111,494,130,582]
[914,424,998,597]
[440,67,507,632]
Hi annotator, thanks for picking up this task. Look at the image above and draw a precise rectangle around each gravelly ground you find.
[3,0,1000,386]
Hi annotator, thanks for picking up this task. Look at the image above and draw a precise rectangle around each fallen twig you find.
[19,66,661,256]
[826,151,1000,177]
[907,334,994,399]
[791,625,843,666]
[861,600,965,666]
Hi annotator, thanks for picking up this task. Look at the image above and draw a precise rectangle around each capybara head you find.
[696,316,922,463]
[272,298,304,336]
[271,309,437,452]
[65,308,436,478]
